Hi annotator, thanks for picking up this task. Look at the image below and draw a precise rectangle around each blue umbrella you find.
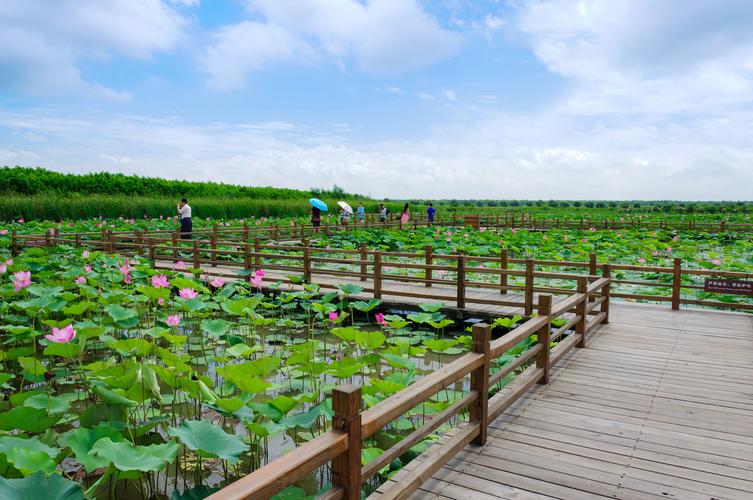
[309,198,328,211]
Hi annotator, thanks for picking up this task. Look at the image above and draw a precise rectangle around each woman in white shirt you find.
[177,198,192,239]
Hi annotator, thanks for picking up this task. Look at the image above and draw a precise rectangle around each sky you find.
[1,0,753,200]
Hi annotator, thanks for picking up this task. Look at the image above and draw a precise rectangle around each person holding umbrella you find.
[309,198,327,234]
[338,201,353,226]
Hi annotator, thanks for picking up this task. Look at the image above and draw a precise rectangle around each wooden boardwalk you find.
[376,303,753,500]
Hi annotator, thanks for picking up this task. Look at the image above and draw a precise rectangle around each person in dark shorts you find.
[177,198,192,239]
[311,206,321,234]
[379,203,387,223]
[427,203,436,223]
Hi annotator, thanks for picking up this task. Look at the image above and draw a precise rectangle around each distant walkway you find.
[376,303,753,499]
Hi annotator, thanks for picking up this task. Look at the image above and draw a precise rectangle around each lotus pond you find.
[0,244,541,499]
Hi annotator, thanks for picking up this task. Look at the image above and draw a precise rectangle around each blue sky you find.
[1,0,753,199]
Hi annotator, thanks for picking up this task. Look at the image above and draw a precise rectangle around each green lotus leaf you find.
[0,471,84,500]
[351,298,381,312]
[381,353,416,371]
[200,319,233,338]
[93,385,138,407]
[418,303,443,313]
[59,424,124,472]
[0,436,60,476]
[423,338,459,353]
[23,394,71,414]
[0,406,62,433]
[17,357,45,378]
[104,304,137,323]
[168,420,249,464]
[354,330,385,350]
[246,421,286,439]
[89,438,178,472]
[336,283,363,296]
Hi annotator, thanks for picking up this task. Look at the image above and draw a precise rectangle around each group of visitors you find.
[175,197,437,239]
[322,202,437,229]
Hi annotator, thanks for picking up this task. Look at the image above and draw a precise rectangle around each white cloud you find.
[200,0,462,90]
[0,0,190,98]
[3,108,753,200]
[514,0,753,114]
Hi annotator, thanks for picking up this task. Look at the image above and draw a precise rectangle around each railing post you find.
[588,253,597,276]
[456,254,466,309]
[499,249,508,295]
[424,245,433,288]
[135,229,143,255]
[243,243,251,270]
[524,259,534,316]
[470,323,491,445]
[54,227,60,246]
[172,232,178,259]
[360,243,367,282]
[243,221,249,241]
[109,232,115,253]
[671,258,682,310]
[575,277,588,348]
[44,231,51,248]
[331,385,362,500]
[254,237,261,267]
[602,264,611,324]
[193,240,200,269]
[536,294,552,384]
[11,230,17,256]
[303,245,312,283]
[148,239,156,266]
[210,232,217,268]
[75,233,81,248]
[373,252,382,299]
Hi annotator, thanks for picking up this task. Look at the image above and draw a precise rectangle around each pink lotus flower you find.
[119,259,134,275]
[250,274,264,290]
[255,269,265,278]
[158,297,165,306]
[152,274,170,288]
[210,277,225,288]
[0,229,7,235]
[75,276,87,285]
[12,271,31,292]
[85,265,92,274]
[45,324,76,344]
[326,245,331,251]
[18,218,24,224]
[638,258,646,264]
[666,247,672,253]
[82,250,90,258]
[179,288,198,299]
[711,259,722,266]
[328,311,339,322]
[375,313,385,325]
[6,259,13,266]
[123,273,132,284]
[175,261,186,270]
[0,263,6,274]
[166,314,181,326]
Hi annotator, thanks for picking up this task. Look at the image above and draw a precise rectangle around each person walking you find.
[379,203,387,224]
[311,206,322,234]
[357,203,365,224]
[177,198,192,239]
[400,203,410,229]
[340,207,350,226]
[427,202,436,224]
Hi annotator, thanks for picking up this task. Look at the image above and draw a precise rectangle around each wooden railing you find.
[207,277,609,499]
[12,229,752,312]
[8,209,753,257]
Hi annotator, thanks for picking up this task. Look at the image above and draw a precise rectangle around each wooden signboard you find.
[704,278,753,296]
